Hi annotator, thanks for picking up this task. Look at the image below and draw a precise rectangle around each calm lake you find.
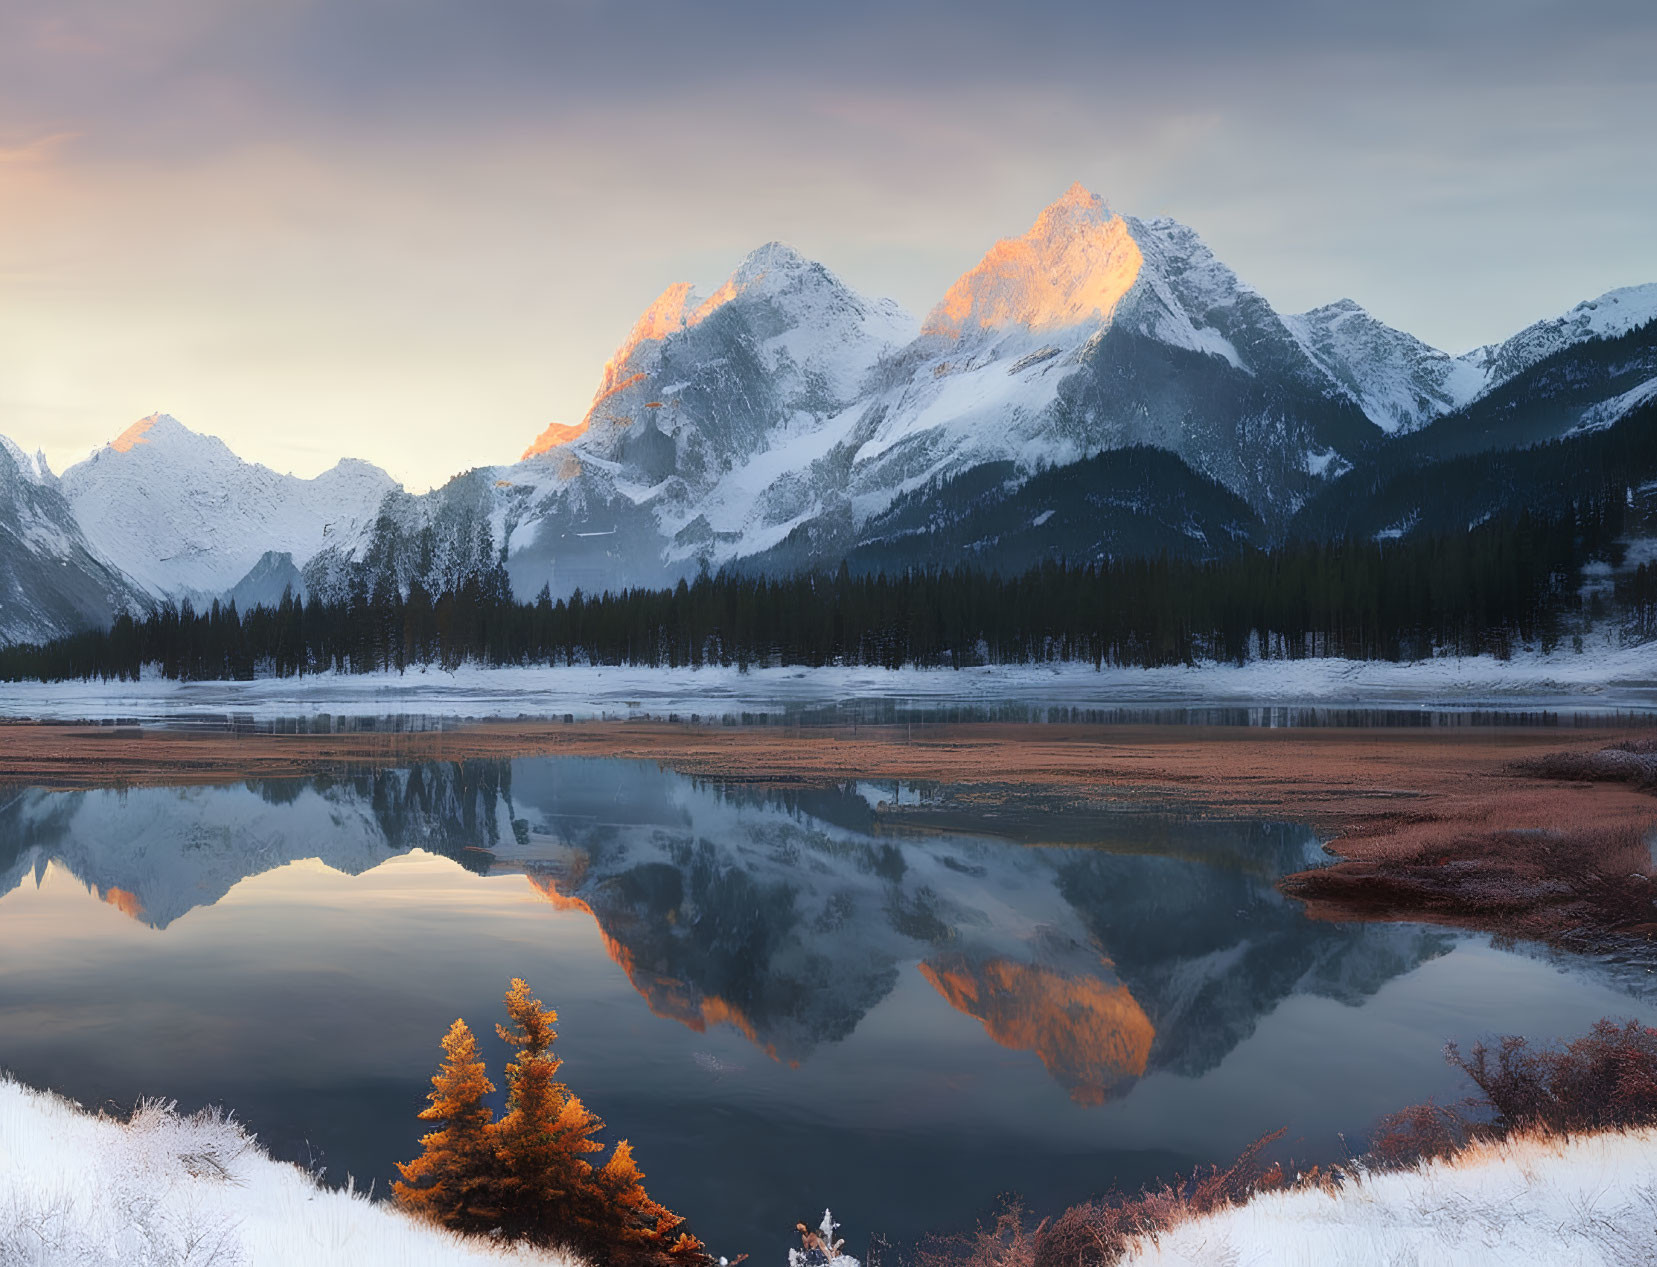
[2,752,1653,1260]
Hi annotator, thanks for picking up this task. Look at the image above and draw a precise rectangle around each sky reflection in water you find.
[1,756,1653,1259]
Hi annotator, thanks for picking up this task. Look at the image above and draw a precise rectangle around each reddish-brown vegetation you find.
[1283,737,1657,955]
[1281,822,1657,954]
[1450,1017,1657,1137]
[916,1131,1290,1267]
[922,1019,1657,1267]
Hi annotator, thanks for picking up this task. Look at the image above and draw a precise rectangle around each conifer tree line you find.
[1618,562,1657,644]
[394,977,710,1265]
[0,499,1624,683]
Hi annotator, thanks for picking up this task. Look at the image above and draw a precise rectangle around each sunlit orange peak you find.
[108,413,172,453]
[922,183,1143,339]
[520,420,590,462]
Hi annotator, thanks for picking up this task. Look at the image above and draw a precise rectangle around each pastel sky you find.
[2,0,1653,491]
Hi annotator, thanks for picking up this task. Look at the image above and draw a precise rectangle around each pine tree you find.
[489,977,607,1242]
[595,1138,709,1264]
[392,1018,498,1231]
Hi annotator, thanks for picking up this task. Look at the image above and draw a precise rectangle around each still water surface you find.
[1,756,1652,1259]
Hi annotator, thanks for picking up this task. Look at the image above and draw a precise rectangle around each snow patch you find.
[3,643,1656,724]
[0,1075,579,1267]
[1570,374,1657,436]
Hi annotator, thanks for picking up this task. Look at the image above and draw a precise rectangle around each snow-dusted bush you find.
[0,1077,580,1267]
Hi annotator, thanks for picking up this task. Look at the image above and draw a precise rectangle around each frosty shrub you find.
[916,1132,1288,1267]
[1449,1017,1657,1135]
[0,1098,249,1267]
[1363,1101,1474,1171]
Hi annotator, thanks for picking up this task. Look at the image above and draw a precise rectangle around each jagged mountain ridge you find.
[2,186,1654,641]
[305,186,1389,602]
[306,188,1651,607]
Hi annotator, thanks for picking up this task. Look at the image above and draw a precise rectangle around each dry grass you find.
[915,1131,1290,1267]
[1282,737,1657,956]
[922,1019,1657,1267]
[1280,822,1657,954]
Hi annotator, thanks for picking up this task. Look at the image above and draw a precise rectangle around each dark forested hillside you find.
[745,447,1266,581]
[1293,397,1657,543]
[1400,319,1657,463]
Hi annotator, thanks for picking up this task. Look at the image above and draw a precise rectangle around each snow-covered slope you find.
[1121,1127,1657,1267]
[60,414,398,602]
[1461,283,1657,392]
[304,245,916,600]
[1284,299,1487,433]
[827,188,1376,530]
[0,1076,580,1267]
[0,433,148,645]
[524,241,915,466]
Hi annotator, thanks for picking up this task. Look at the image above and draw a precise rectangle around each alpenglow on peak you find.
[922,183,1142,340]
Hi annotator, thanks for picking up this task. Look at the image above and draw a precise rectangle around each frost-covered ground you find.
[1120,1128,1657,1267]
[1,643,1654,723]
[0,1077,576,1267]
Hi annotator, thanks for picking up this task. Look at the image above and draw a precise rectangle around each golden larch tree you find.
[395,979,714,1266]
[595,1138,710,1264]
[392,1018,498,1230]
[490,977,607,1242]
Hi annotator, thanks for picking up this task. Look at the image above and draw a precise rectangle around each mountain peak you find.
[108,412,182,454]
[0,434,54,485]
[922,183,1141,339]
[732,240,811,280]
[1055,180,1101,208]
[524,241,907,462]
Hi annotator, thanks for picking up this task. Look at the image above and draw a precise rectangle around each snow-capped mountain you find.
[1460,284,1657,391]
[0,435,148,645]
[1283,300,1488,434]
[1284,285,1657,440]
[59,413,398,603]
[312,186,1388,601]
[308,242,920,600]
[522,241,915,468]
[835,187,1378,526]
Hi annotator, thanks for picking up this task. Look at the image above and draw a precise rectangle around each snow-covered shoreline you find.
[1120,1127,1657,1266]
[1,645,1655,724]
[9,1069,1657,1267]
[0,1077,575,1267]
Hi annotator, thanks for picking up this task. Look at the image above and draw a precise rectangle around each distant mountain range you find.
[3,183,1655,645]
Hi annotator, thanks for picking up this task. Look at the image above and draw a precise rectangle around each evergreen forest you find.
[0,497,1629,683]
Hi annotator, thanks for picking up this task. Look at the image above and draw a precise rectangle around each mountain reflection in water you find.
[1,757,1450,1098]
[2,755,1650,1258]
